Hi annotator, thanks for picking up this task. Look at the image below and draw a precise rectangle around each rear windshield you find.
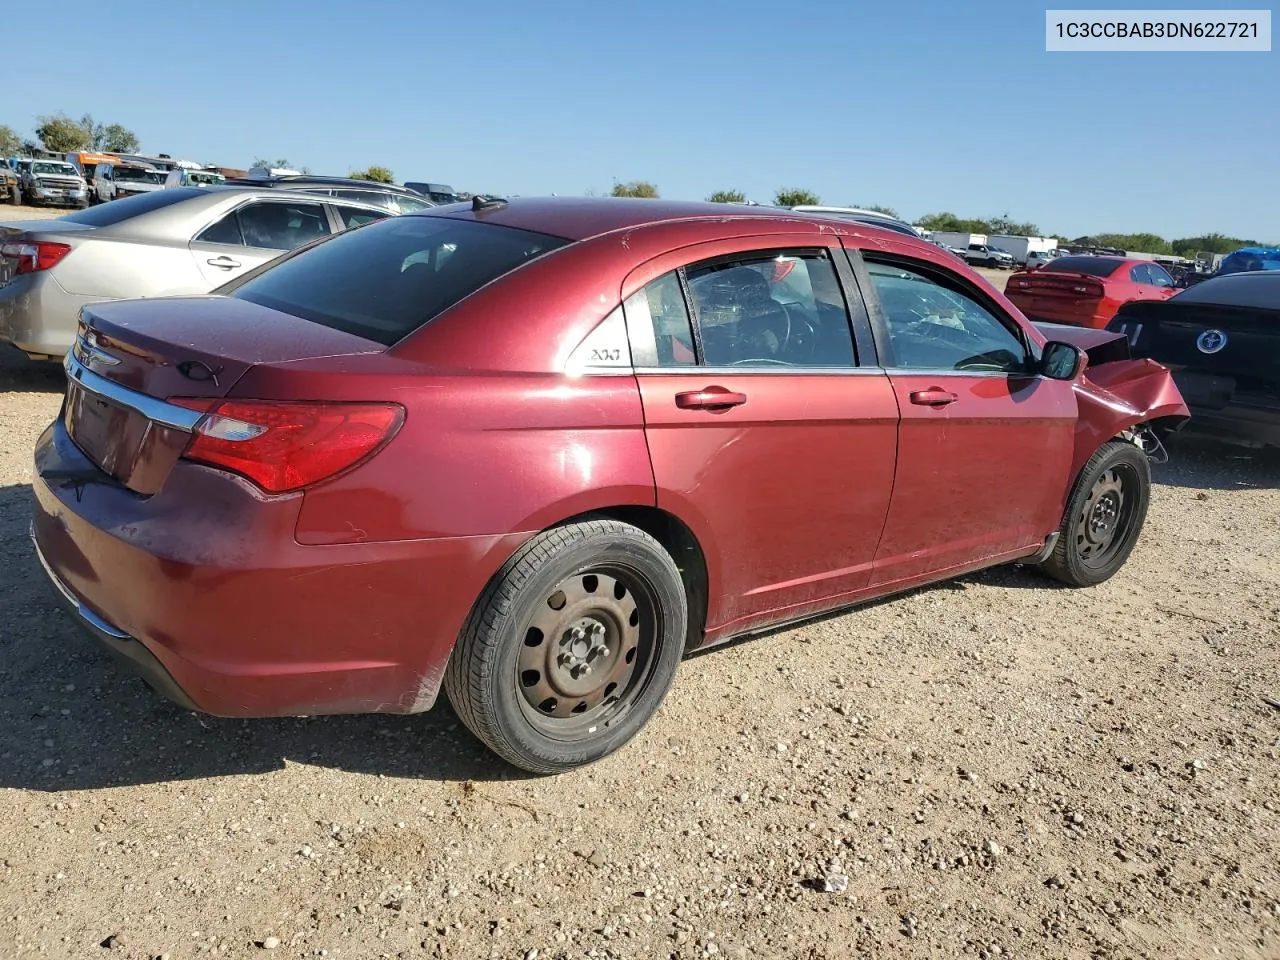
[60,187,204,226]
[1041,256,1124,277]
[228,216,571,345]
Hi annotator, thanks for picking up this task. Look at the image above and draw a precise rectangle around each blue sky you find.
[6,0,1274,239]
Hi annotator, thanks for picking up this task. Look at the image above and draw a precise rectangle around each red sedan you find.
[30,199,1188,773]
[1005,255,1179,329]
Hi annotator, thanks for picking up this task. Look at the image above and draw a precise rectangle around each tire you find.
[5,184,17,205]
[1039,440,1151,587]
[444,519,688,774]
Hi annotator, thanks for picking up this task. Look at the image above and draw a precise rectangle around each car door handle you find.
[909,388,958,407]
[675,387,747,410]
[206,256,241,269]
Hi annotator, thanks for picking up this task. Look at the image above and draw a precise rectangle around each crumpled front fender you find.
[1071,357,1190,476]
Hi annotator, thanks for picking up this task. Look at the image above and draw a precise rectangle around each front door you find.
[625,242,899,636]
[850,251,1077,587]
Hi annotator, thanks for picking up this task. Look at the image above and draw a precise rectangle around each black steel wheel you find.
[1040,440,1151,587]
[444,519,687,774]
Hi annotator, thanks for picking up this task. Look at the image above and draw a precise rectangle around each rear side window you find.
[229,217,570,345]
[60,187,204,226]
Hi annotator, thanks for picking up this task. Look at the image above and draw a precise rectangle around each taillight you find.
[0,241,72,275]
[169,399,405,493]
[1072,281,1105,298]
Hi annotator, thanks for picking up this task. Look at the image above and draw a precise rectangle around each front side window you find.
[865,260,1028,373]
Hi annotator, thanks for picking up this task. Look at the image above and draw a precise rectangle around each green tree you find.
[854,203,899,218]
[774,187,819,207]
[1170,233,1257,257]
[1091,233,1173,255]
[252,157,292,169]
[35,113,91,153]
[988,213,1042,237]
[0,125,22,157]
[349,166,395,183]
[611,180,659,198]
[100,123,139,153]
[707,189,746,203]
[917,211,992,234]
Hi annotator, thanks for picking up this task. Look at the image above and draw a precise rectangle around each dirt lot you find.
[1,222,1279,960]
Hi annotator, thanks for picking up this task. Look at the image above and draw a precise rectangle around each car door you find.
[189,198,332,287]
[847,247,1077,587]
[624,240,899,637]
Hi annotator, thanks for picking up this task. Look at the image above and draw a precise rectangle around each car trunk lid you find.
[1110,300,1280,410]
[1007,270,1107,302]
[64,297,385,494]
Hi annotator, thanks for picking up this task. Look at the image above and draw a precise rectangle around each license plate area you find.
[65,379,135,478]
[63,379,193,495]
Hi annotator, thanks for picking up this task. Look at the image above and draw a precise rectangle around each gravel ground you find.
[1,239,1278,960]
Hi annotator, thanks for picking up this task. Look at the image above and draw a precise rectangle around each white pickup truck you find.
[963,242,1016,270]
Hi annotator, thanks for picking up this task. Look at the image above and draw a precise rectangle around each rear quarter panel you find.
[54,235,208,299]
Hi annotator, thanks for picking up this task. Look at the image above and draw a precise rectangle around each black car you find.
[223,175,436,214]
[1108,271,1280,447]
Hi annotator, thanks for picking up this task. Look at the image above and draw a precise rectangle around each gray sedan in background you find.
[0,187,393,360]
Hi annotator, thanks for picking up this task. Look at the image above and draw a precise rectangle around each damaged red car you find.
[30,198,1189,774]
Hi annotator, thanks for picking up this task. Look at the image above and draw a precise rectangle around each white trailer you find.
[931,231,987,250]
[988,235,1057,267]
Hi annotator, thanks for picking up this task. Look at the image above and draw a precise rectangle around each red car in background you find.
[30,199,1188,774]
[1005,255,1179,329]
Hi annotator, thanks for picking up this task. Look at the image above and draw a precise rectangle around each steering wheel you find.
[729,357,793,366]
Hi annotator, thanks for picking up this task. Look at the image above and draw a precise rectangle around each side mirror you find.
[1041,340,1085,380]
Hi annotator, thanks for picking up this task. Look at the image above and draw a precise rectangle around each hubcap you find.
[517,570,649,724]
[1074,467,1135,566]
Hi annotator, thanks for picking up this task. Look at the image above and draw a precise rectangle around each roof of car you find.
[422,196,927,245]
[226,175,423,194]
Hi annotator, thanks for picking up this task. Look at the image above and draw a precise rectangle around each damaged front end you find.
[1034,321,1191,475]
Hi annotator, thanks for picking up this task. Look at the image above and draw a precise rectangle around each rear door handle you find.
[675,387,747,410]
[909,388,958,407]
[207,256,241,269]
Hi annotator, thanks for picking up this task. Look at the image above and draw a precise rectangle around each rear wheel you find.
[1040,440,1151,587]
[444,519,687,774]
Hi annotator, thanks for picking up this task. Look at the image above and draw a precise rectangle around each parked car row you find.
[27,197,1191,775]
[0,187,394,359]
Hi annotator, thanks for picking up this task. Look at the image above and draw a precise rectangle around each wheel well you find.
[559,506,708,653]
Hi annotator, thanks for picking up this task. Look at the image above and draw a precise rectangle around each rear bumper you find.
[1013,305,1115,330]
[31,525,199,712]
[0,273,95,357]
[1182,403,1280,447]
[31,417,529,717]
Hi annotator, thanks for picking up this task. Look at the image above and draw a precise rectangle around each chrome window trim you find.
[63,352,204,432]
[632,365,883,377]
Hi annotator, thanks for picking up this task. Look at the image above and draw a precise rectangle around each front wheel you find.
[444,519,688,774]
[1039,440,1152,587]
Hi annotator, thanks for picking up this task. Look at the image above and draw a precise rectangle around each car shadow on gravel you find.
[0,482,525,792]
[1154,434,1280,490]
[0,347,64,393]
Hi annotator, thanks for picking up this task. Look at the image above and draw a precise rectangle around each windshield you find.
[189,172,224,185]
[115,167,164,184]
[32,162,79,177]
[227,216,570,346]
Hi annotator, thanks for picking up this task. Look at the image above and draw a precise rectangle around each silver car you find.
[0,186,393,359]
